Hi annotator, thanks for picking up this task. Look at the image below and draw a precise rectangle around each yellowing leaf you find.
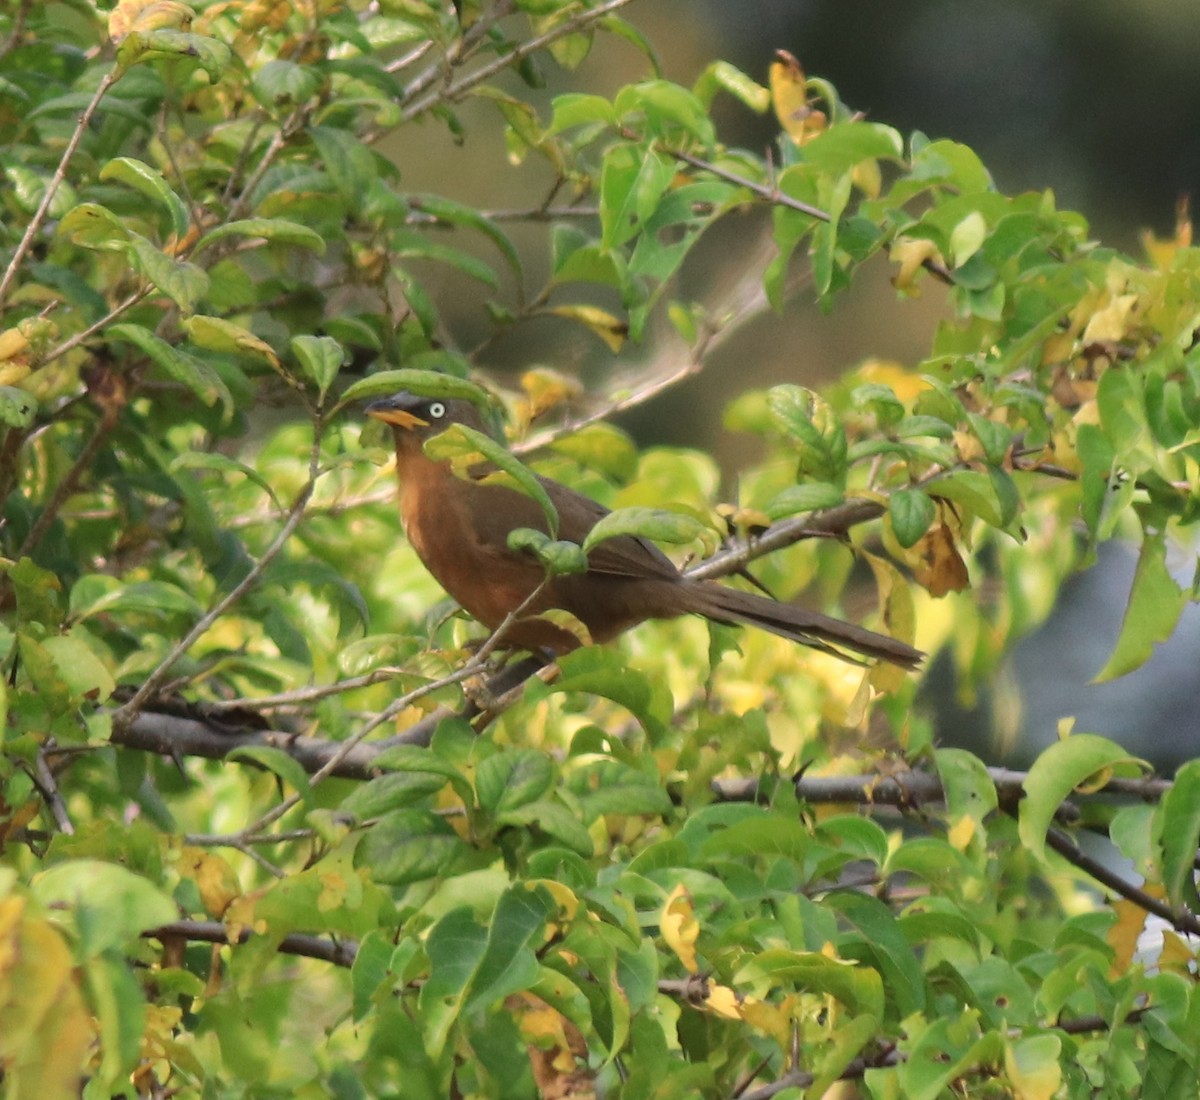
[177,848,240,918]
[661,883,699,973]
[857,359,931,405]
[890,237,945,295]
[1005,1034,1062,1100]
[1080,292,1138,345]
[913,522,970,597]
[109,0,194,41]
[182,314,280,368]
[520,367,582,418]
[1106,896,1150,976]
[0,328,30,362]
[769,50,825,145]
[704,983,745,1019]
[946,815,976,852]
[544,304,628,353]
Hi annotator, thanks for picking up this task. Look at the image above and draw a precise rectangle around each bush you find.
[1,1,1198,1096]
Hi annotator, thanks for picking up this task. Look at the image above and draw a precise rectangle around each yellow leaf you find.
[521,366,582,418]
[857,359,931,405]
[1106,897,1148,975]
[947,814,976,852]
[889,237,945,295]
[852,157,882,198]
[660,883,699,973]
[0,328,30,362]
[0,898,93,1100]
[769,50,825,145]
[704,983,745,1019]
[178,847,240,918]
[109,0,194,41]
[545,305,628,353]
[1080,292,1138,345]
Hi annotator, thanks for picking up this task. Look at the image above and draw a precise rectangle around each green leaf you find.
[1020,733,1149,863]
[69,576,203,624]
[475,749,555,816]
[1158,758,1200,913]
[599,144,673,249]
[552,647,670,742]
[889,488,936,548]
[582,507,714,555]
[117,29,230,80]
[418,908,488,1058]
[181,315,280,367]
[0,386,37,428]
[371,743,474,804]
[801,121,903,175]
[290,334,345,401]
[170,452,282,511]
[464,885,557,1013]
[827,891,927,1016]
[764,482,844,520]
[310,125,378,207]
[32,861,177,959]
[409,193,522,283]
[108,324,233,414]
[1095,533,1187,681]
[507,528,589,576]
[38,634,116,703]
[693,60,769,112]
[226,746,313,804]
[58,202,130,251]
[192,218,327,255]
[98,156,189,238]
[548,92,616,133]
[126,234,209,313]
[495,799,595,856]
[341,770,448,818]
[337,368,490,410]
[357,808,466,886]
[735,949,884,1020]
[252,58,321,108]
[425,423,559,537]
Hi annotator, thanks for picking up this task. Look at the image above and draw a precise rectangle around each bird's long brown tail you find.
[682,580,923,670]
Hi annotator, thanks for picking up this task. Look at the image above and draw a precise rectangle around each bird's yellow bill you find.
[367,407,429,429]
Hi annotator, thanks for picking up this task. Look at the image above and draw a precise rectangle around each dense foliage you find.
[2,1,1199,1097]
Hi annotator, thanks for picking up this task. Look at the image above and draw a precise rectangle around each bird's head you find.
[365,390,490,445]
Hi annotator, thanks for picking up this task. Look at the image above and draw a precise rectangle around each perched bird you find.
[367,391,922,668]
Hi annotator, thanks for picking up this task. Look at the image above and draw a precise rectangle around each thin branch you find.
[40,287,153,369]
[112,441,321,725]
[203,665,416,713]
[31,750,74,835]
[144,919,358,968]
[395,0,516,101]
[1044,827,1200,937]
[17,408,116,557]
[0,69,120,307]
[399,0,638,123]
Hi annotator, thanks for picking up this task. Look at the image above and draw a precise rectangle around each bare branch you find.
[399,0,638,123]
[144,919,358,968]
[0,69,120,307]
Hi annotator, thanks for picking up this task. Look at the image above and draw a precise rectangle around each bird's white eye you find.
[428,402,446,419]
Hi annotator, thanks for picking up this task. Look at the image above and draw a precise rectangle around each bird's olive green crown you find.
[365,391,490,439]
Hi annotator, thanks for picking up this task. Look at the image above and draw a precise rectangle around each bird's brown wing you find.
[538,475,682,581]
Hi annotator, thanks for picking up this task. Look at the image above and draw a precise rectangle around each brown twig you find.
[144,919,358,968]
[0,69,121,307]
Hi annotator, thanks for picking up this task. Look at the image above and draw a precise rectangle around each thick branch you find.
[145,919,357,968]
[113,710,385,780]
